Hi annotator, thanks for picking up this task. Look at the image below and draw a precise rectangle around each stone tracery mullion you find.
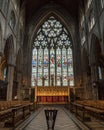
[32,16,73,87]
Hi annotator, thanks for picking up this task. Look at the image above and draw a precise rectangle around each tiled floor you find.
[22,107,80,130]
[55,108,80,130]
[14,106,104,130]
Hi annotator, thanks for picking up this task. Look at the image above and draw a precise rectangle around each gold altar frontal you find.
[35,86,70,104]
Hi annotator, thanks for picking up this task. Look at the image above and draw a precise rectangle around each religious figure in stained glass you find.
[32,16,74,87]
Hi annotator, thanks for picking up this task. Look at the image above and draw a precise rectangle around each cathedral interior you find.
[0,0,104,130]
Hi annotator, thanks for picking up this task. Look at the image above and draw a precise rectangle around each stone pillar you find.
[0,52,3,64]
[0,52,3,79]
[91,65,98,100]
[17,72,22,100]
[0,58,1,65]
[68,86,70,102]
[35,86,37,102]
[7,64,14,101]
[35,86,37,109]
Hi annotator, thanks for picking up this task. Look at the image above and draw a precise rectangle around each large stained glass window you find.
[32,16,74,87]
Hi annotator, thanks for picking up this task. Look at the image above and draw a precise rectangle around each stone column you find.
[35,86,37,109]
[68,86,70,102]
[0,52,3,64]
[0,52,3,79]
[17,72,22,100]
[35,86,37,102]
[91,65,98,100]
[7,64,14,101]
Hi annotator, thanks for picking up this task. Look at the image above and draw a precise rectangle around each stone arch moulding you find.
[31,12,73,44]
[26,4,78,86]
[82,47,91,77]
[89,33,101,66]
[28,4,76,49]
[28,4,77,57]
[16,48,23,73]
[9,10,16,30]
[4,34,16,65]
[29,10,75,72]
[82,47,89,72]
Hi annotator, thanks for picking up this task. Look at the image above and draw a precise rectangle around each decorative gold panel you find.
[36,86,69,96]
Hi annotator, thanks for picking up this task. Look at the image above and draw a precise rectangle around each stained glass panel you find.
[44,48,49,86]
[32,49,37,86]
[50,48,55,86]
[68,48,74,86]
[62,48,67,86]
[31,16,74,87]
[38,49,43,86]
[57,47,61,86]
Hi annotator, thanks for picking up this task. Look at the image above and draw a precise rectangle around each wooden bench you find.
[0,101,34,127]
[70,100,104,121]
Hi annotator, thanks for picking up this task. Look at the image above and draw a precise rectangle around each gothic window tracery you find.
[87,0,93,10]
[0,0,3,9]
[9,11,16,30]
[81,27,85,45]
[101,0,104,8]
[81,15,84,27]
[88,8,95,31]
[32,16,74,87]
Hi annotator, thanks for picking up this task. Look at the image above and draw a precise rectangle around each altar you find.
[34,86,70,104]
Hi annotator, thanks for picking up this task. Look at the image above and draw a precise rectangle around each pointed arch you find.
[90,33,101,66]
[15,48,23,77]
[24,3,78,87]
[13,48,23,100]
[28,3,76,49]
[4,35,15,65]
[90,34,104,99]
[13,48,23,79]
[0,35,15,80]
[82,47,91,76]
[90,34,104,85]
[31,11,72,47]
[31,15,74,87]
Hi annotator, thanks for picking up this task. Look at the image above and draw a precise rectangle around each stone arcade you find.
[0,0,104,130]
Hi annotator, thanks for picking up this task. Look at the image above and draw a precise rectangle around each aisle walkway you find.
[13,106,104,130]
[55,108,80,130]
[21,107,82,130]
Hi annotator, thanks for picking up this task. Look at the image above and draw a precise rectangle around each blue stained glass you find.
[32,60,36,66]
[4,67,7,80]
[31,16,74,86]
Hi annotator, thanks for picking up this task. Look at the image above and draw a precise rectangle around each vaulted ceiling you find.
[21,0,87,22]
